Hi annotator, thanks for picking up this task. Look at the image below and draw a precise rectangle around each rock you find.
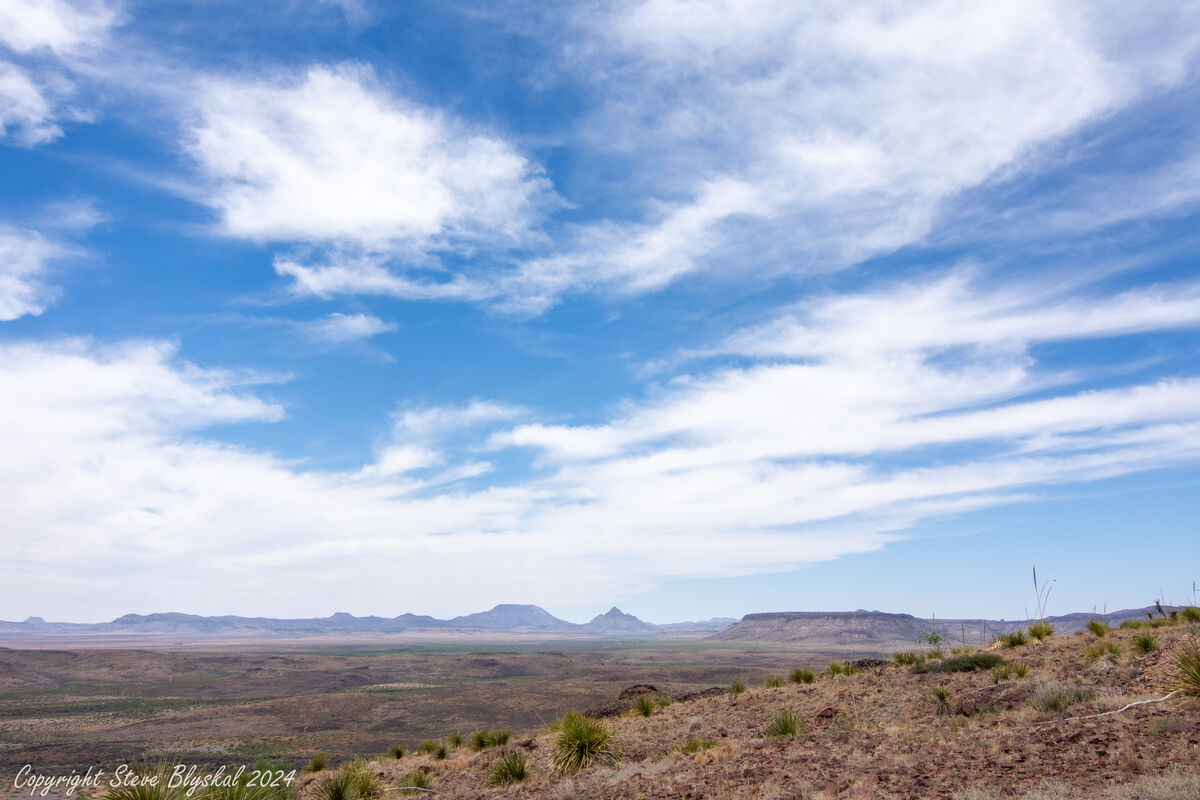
[955,683,1033,716]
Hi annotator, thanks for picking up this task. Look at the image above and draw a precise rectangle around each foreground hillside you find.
[297,620,1200,799]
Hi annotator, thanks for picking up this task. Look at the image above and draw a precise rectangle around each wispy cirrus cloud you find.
[5,269,1200,619]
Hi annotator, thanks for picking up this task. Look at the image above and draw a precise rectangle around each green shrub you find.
[1028,620,1055,640]
[999,631,1028,648]
[1085,640,1123,663]
[1030,684,1090,713]
[551,712,620,775]
[1133,633,1160,654]
[485,751,529,787]
[307,754,327,773]
[634,695,656,716]
[1086,619,1110,637]
[763,708,800,739]
[893,651,919,666]
[764,675,784,688]
[730,680,747,694]
[789,667,816,684]
[398,771,432,797]
[932,653,1004,673]
[1171,642,1200,696]
[387,745,404,760]
[926,648,945,660]
[678,737,716,753]
[952,646,975,656]
[1120,619,1146,630]
[1182,606,1200,624]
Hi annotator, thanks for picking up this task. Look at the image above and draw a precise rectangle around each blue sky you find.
[2,0,1199,625]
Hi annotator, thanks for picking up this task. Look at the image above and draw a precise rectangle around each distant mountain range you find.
[0,604,737,638]
[712,606,1181,649]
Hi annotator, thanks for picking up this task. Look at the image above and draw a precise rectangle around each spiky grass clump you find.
[1085,640,1123,663]
[826,661,856,677]
[1182,606,1200,624]
[387,745,404,760]
[341,761,381,800]
[103,760,192,800]
[1030,684,1090,713]
[926,648,945,660]
[551,712,620,775]
[730,680,747,694]
[470,728,509,750]
[203,778,282,800]
[789,667,816,684]
[678,737,717,753]
[764,675,784,688]
[485,751,529,787]
[311,771,355,800]
[418,740,438,755]
[929,684,954,716]
[307,754,327,773]
[634,695,656,716]
[952,646,975,656]
[1133,633,1160,654]
[398,771,432,797]
[1086,619,1110,637]
[893,651,919,666]
[1120,619,1146,630]
[763,708,800,739]
[1171,641,1200,696]
[999,631,1028,648]
[1027,620,1055,640]
[1013,662,1030,678]
[448,731,463,748]
[991,665,1011,684]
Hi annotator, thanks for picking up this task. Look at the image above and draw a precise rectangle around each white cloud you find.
[0,0,117,145]
[187,65,552,252]
[5,270,1200,619]
[0,225,71,320]
[302,312,396,345]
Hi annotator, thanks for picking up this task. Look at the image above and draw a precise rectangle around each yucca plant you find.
[789,667,816,684]
[763,708,799,739]
[311,771,355,800]
[103,760,192,800]
[999,631,1027,648]
[634,695,656,716]
[398,771,432,797]
[1133,633,1160,654]
[1086,619,1110,637]
[470,729,491,750]
[448,731,463,748]
[929,684,954,716]
[551,712,620,775]
[485,751,529,787]
[491,728,511,746]
[307,754,327,773]
[1013,662,1030,678]
[1171,642,1200,696]
[990,665,1011,684]
[341,761,381,800]
[1027,620,1055,640]
[1085,640,1122,663]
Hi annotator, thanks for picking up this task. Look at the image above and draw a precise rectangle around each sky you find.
[2,0,1199,625]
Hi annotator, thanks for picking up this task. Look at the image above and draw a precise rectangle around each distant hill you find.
[579,607,658,635]
[0,604,733,639]
[711,606,1180,648]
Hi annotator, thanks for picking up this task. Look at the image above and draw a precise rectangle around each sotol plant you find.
[1086,618,1110,637]
[1171,642,1200,696]
[789,667,816,684]
[1133,633,1160,654]
[764,675,784,688]
[634,695,656,716]
[763,708,800,739]
[485,751,530,787]
[552,712,620,775]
